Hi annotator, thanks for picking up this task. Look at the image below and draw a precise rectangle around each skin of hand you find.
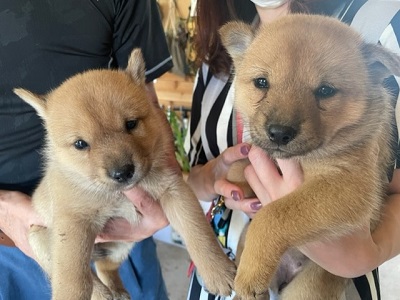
[0,190,43,258]
[96,187,169,243]
[245,145,400,278]
[0,187,169,258]
[187,143,269,217]
[300,172,400,278]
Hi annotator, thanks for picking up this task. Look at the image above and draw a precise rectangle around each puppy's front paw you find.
[199,256,236,296]
[234,263,272,300]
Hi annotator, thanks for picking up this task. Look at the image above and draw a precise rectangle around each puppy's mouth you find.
[261,145,298,159]
[267,147,295,159]
[253,138,320,160]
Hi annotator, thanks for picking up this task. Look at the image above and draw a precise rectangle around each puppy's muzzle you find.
[108,164,135,183]
[267,124,297,146]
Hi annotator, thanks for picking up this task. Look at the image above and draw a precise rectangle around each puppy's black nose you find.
[109,164,135,183]
[267,124,297,145]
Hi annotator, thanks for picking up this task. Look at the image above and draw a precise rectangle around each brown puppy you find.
[220,14,400,299]
[14,49,236,300]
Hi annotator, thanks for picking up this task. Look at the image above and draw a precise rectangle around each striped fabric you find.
[185,1,400,299]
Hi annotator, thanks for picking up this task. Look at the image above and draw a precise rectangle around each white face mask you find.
[250,0,289,8]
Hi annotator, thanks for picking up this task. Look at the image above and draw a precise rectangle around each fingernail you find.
[240,145,250,156]
[231,190,241,201]
[250,201,262,211]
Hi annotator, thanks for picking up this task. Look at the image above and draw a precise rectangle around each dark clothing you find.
[0,0,172,189]
[0,1,172,299]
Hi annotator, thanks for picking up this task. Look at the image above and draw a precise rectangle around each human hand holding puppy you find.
[244,146,400,279]
[0,187,169,258]
[187,142,263,217]
[96,187,169,243]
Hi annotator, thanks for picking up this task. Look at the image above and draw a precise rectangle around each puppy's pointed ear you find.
[362,43,400,83]
[13,88,47,119]
[219,21,255,67]
[126,48,146,85]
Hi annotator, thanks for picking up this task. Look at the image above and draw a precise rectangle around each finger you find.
[244,164,272,206]
[123,187,150,207]
[214,178,245,201]
[123,187,167,219]
[224,197,262,218]
[276,158,304,189]
[248,145,282,187]
[134,197,169,227]
[220,143,251,166]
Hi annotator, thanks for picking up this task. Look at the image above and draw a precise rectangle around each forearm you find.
[371,193,400,265]
[301,193,400,278]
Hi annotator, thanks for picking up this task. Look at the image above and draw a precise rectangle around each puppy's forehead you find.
[48,70,149,120]
[241,16,364,81]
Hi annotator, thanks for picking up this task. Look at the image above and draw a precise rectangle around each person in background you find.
[185,0,400,299]
[0,1,172,299]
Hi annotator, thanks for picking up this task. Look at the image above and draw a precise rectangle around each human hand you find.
[245,145,303,204]
[96,187,169,243]
[188,143,303,217]
[228,145,303,218]
[0,190,44,258]
[190,143,257,215]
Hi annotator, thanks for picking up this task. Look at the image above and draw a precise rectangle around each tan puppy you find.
[14,49,236,300]
[220,14,400,299]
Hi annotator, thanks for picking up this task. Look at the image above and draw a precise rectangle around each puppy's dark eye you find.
[315,85,337,99]
[74,139,89,150]
[125,119,138,131]
[254,77,269,89]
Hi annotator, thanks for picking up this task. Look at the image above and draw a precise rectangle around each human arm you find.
[299,170,400,278]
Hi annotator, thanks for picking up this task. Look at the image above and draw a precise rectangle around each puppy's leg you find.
[160,177,236,296]
[94,259,129,300]
[93,242,132,300]
[91,271,114,300]
[29,225,52,274]
[280,261,348,300]
[29,225,115,300]
[50,217,97,300]
[234,176,374,299]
